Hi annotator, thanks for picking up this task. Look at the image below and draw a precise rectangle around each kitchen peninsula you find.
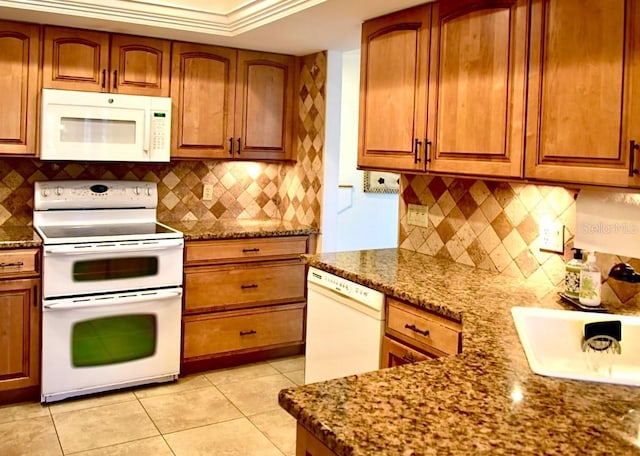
[280,249,640,455]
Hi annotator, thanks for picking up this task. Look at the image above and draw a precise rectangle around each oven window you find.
[73,257,159,281]
[72,314,157,367]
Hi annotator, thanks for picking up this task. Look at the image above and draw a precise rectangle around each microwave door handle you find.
[143,112,151,156]
[44,289,183,310]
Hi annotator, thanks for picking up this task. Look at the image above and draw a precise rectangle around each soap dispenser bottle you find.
[579,252,602,307]
[564,248,583,299]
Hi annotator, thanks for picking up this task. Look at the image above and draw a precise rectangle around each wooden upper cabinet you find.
[0,21,40,157]
[427,0,528,178]
[43,26,170,96]
[358,4,432,172]
[235,51,295,161]
[171,43,295,161]
[525,0,640,188]
[171,43,236,159]
[109,35,170,96]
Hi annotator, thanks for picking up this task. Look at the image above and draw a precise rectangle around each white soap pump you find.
[579,251,602,307]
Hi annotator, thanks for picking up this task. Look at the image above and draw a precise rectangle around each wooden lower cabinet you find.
[381,335,431,368]
[381,297,462,368]
[184,303,304,359]
[296,423,338,456]
[181,235,311,372]
[0,248,41,404]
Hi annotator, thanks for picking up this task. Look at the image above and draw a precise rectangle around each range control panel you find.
[34,180,157,210]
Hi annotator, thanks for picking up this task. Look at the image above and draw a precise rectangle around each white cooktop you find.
[33,180,182,245]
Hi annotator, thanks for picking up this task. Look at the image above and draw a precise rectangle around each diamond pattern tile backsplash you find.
[399,175,640,306]
[0,51,325,230]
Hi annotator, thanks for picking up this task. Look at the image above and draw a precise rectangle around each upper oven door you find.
[42,238,183,298]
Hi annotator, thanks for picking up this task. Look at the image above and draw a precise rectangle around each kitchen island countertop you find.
[162,219,318,241]
[0,227,42,249]
[279,248,640,455]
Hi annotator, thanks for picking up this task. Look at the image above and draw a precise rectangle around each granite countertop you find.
[161,219,319,241]
[0,226,42,249]
[279,248,640,455]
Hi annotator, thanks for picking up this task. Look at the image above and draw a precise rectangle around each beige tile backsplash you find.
[399,174,640,306]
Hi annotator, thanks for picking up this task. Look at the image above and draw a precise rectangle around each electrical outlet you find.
[407,204,429,227]
[202,184,214,201]
[538,220,564,254]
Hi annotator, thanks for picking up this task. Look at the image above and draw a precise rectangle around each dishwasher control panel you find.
[307,267,384,310]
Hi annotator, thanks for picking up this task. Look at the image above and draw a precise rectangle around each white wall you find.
[335,49,399,252]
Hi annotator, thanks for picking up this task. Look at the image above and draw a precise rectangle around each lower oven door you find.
[42,239,183,298]
[41,287,182,403]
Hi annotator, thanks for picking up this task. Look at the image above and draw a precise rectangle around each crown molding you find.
[0,0,326,35]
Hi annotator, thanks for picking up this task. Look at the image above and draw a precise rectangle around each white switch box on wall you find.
[538,219,564,254]
[202,184,214,201]
[407,204,429,227]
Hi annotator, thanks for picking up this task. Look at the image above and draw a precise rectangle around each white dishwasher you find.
[305,267,385,384]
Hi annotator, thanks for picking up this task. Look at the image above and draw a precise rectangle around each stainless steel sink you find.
[511,306,640,386]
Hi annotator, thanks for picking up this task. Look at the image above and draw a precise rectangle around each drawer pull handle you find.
[241,284,259,290]
[240,329,257,336]
[405,323,429,337]
[0,261,24,268]
[242,248,260,253]
[401,352,416,363]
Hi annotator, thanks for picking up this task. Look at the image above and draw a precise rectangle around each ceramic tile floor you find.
[0,356,305,456]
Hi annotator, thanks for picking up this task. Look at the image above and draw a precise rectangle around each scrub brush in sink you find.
[581,320,622,354]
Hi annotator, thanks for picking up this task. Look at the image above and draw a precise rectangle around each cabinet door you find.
[0,21,40,156]
[171,42,236,159]
[381,336,432,369]
[0,278,39,392]
[43,26,110,92]
[110,34,171,96]
[427,0,528,177]
[235,50,295,161]
[357,4,432,172]
[525,0,640,188]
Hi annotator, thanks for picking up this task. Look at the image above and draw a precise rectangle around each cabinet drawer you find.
[185,236,308,265]
[0,249,39,278]
[183,303,304,359]
[386,298,461,356]
[185,261,305,312]
[381,335,432,368]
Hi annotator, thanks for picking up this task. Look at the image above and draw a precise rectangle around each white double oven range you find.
[33,180,183,403]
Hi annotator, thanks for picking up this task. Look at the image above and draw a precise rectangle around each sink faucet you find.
[609,263,640,283]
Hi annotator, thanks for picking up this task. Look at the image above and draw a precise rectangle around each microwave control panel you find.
[151,111,169,153]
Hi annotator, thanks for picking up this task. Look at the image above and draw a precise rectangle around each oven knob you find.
[135,186,141,195]
[146,187,152,196]
[56,186,63,196]
[40,188,49,197]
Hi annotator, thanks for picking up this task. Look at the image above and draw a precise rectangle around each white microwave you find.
[40,89,171,162]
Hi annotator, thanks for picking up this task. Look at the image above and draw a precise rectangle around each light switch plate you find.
[539,220,564,254]
[407,204,429,227]
[202,184,214,201]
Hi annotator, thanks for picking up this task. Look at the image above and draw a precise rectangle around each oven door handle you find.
[44,240,183,255]
[43,288,183,310]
